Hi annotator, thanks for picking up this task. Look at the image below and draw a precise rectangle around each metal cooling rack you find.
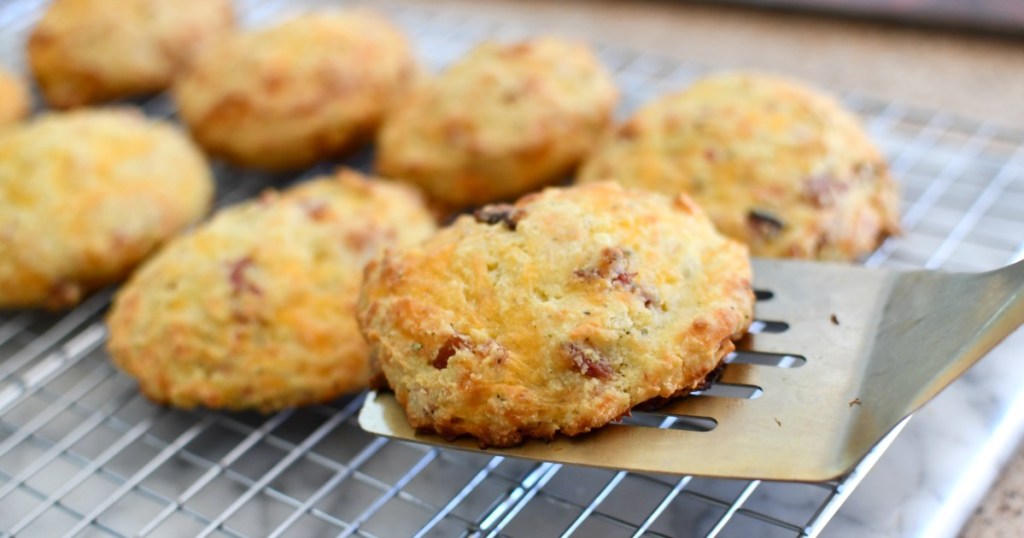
[1,0,1023,536]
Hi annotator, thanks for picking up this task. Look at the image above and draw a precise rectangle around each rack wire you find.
[1,0,1023,536]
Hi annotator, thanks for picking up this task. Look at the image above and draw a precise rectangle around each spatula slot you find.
[692,382,763,399]
[754,289,774,301]
[619,412,718,432]
[618,412,672,428]
[727,350,806,368]
[669,415,719,432]
[747,320,789,334]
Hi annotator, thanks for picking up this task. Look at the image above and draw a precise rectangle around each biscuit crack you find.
[433,334,470,369]
[747,209,784,240]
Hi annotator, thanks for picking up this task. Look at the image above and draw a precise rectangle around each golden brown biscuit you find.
[0,109,213,309]
[106,169,437,412]
[578,72,900,260]
[358,182,753,447]
[174,12,416,171]
[376,38,618,209]
[0,69,30,125]
[27,0,234,109]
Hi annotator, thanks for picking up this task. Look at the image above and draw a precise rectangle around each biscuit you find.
[174,12,416,171]
[0,68,30,126]
[0,109,213,309]
[27,0,234,109]
[106,169,437,412]
[376,38,618,209]
[358,182,753,447]
[578,72,900,260]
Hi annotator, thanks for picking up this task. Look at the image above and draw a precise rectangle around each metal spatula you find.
[359,258,1024,482]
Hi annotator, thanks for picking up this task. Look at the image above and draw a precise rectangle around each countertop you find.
[372,1,1024,536]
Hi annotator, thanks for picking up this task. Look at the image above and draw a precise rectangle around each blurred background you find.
[384,0,1024,126]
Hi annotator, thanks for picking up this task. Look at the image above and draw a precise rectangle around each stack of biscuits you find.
[0,0,899,447]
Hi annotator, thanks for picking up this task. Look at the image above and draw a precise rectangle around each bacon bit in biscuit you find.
[853,161,878,179]
[473,204,525,231]
[443,120,472,146]
[111,231,133,249]
[672,194,700,214]
[575,247,629,280]
[433,334,470,369]
[298,199,330,221]
[317,64,356,93]
[504,42,535,56]
[227,256,261,296]
[261,72,287,93]
[747,209,785,240]
[48,280,80,308]
[703,148,719,162]
[611,269,636,287]
[575,247,659,308]
[344,227,384,254]
[201,94,250,128]
[563,341,613,379]
[802,173,848,208]
[618,121,642,140]
[258,190,276,205]
[28,31,55,47]
[641,288,660,309]
[501,79,541,103]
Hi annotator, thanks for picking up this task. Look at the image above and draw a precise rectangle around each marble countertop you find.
[828,328,1024,536]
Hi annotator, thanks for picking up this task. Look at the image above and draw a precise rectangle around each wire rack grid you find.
[1,0,1023,537]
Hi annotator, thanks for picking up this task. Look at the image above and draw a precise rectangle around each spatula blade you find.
[358,259,913,481]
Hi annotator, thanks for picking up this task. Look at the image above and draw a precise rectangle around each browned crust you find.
[358,183,753,449]
[427,335,735,448]
[383,349,732,447]
[633,357,728,412]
